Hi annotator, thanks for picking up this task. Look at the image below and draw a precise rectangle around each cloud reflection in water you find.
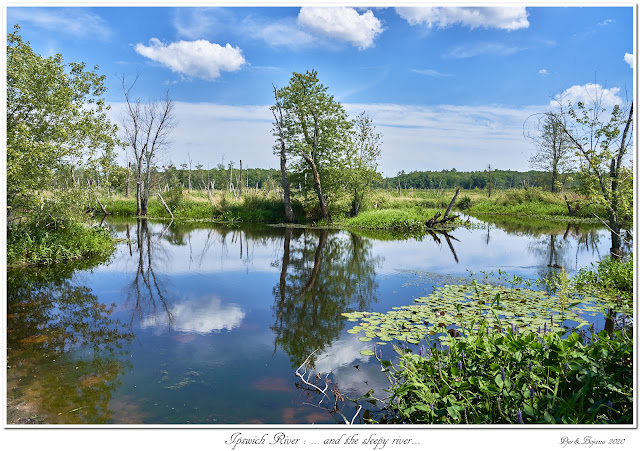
[141,295,245,334]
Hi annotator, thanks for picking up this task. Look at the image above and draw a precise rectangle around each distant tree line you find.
[379,168,567,191]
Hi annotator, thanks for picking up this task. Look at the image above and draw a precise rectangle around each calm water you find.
[6,217,610,424]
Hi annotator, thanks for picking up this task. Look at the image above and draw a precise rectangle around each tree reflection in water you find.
[271,228,383,367]
[6,260,133,424]
[126,218,174,330]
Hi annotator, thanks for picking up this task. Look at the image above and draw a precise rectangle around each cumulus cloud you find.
[8,7,112,40]
[624,53,634,68]
[396,6,529,30]
[141,295,245,334]
[549,83,623,109]
[134,38,246,81]
[297,7,383,50]
[539,69,549,75]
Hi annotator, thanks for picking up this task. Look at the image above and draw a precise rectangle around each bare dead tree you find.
[120,75,176,215]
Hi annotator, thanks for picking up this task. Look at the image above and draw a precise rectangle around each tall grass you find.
[7,221,115,266]
[109,189,301,223]
[341,207,442,232]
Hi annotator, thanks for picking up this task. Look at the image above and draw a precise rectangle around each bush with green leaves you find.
[370,321,632,424]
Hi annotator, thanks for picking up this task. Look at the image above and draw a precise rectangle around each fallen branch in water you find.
[425,187,460,228]
[295,349,366,424]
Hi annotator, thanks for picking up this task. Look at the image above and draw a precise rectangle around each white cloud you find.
[134,38,246,81]
[173,7,220,40]
[141,295,245,334]
[549,83,623,109]
[7,7,112,40]
[597,18,615,26]
[244,17,316,49]
[412,68,452,77]
[624,53,634,68]
[538,69,549,75]
[396,6,529,31]
[297,7,383,50]
[444,42,522,59]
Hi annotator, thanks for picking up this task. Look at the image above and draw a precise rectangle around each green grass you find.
[340,207,442,232]
[108,189,302,223]
[106,187,611,229]
[7,221,115,266]
[467,188,607,220]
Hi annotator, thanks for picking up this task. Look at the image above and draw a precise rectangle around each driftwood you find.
[94,195,109,215]
[564,194,593,216]
[156,192,174,219]
[425,187,460,228]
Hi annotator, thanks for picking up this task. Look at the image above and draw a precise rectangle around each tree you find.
[548,91,633,259]
[120,75,176,215]
[276,70,351,221]
[6,25,119,223]
[526,112,572,192]
[345,112,382,216]
[271,85,295,223]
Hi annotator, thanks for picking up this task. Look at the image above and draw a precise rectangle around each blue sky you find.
[5,3,635,176]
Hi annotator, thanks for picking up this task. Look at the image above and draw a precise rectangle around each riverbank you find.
[6,187,612,267]
[104,188,606,223]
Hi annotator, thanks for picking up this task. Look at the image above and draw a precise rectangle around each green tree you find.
[526,113,573,192]
[550,93,633,259]
[276,70,351,221]
[6,25,119,222]
[346,112,382,216]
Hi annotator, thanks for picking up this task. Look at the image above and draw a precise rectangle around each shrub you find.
[457,195,472,210]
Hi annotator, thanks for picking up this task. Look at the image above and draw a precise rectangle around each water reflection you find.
[271,228,383,366]
[7,217,614,424]
[125,218,174,330]
[141,295,245,333]
[6,261,133,423]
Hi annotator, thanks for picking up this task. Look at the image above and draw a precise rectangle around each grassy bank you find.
[7,221,115,266]
[340,207,444,232]
[102,187,607,230]
[108,189,303,223]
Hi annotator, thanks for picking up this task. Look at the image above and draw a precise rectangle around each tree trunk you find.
[272,86,295,223]
[125,162,131,198]
[239,160,242,197]
[308,160,329,221]
[610,220,622,260]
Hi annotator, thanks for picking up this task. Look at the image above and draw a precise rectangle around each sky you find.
[4,2,635,176]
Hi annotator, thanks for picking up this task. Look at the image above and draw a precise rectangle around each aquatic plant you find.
[341,281,623,352]
[368,321,632,424]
